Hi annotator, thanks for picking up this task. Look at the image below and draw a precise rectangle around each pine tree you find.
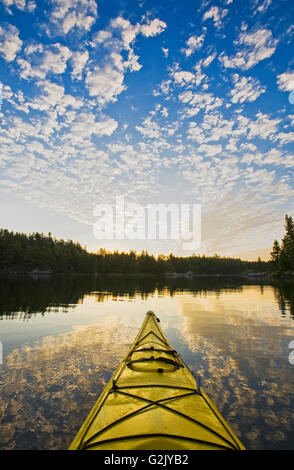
[270,239,281,265]
[280,215,294,271]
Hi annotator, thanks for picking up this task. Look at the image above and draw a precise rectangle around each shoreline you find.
[0,270,283,280]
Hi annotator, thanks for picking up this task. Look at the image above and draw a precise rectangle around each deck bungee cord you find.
[69,311,245,450]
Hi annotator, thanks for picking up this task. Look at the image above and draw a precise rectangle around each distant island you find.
[0,215,293,278]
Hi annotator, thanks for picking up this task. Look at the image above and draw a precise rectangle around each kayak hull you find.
[69,311,245,450]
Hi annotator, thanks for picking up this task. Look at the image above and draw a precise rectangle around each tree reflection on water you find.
[0,274,293,319]
[0,275,293,450]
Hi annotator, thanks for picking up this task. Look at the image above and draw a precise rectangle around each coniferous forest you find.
[1,216,293,276]
[0,227,271,276]
[270,215,294,274]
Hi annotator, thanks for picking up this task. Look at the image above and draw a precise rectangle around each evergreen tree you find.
[280,215,294,271]
[270,240,281,265]
[0,227,270,275]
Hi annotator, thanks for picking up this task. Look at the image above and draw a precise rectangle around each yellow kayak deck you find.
[69,311,245,450]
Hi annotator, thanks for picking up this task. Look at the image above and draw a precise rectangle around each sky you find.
[0,0,293,260]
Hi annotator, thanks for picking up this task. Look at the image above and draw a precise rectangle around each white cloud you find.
[93,29,113,45]
[197,143,223,156]
[134,109,179,142]
[277,71,294,92]
[197,188,286,255]
[161,107,169,118]
[274,131,294,145]
[109,17,140,49]
[230,74,266,103]
[63,11,93,34]
[194,64,207,87]
[182,154,242,207]
[226,140,238,152]
[202,52,216,67]
[50,0,98,34]
[241,152,261,165]
[203,113,235,141]
[28,80,65,111]
[187,123,206,143]
[155,79,172,96]
[160,54,216,102]
[240,142,257,152]
[135,116,161,139]
[187,112,235,144]
[245,167,275,186]
[262,149,294,167]
[85,65,126,105]
[70,50,89,79]
[252,0,272,14]
[26,0,35,12]
[0,24,22,62]
[219,28,278,70]
[247,112,281,139]
[182,33,205,57]
[1,0,24,11]
[172,71,196,86]
[93,117,118,137]
[69,112,118,138]
[240,149,294,168]
[124,49,142,72]
[179,91,223,118]
[202,6,228,29]
[162,47,169,58]
[18,43,72,80]
[55,94,84,115]
[0,0,36,14]
[108,143,134,154]
[88,15,166,106]
[140,18,167,37]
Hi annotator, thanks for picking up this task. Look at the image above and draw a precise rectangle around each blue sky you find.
[0,0,293,259]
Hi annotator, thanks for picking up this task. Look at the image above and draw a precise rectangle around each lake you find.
[0,275,293,450]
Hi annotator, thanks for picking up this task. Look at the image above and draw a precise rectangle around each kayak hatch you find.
[69,311,245,450]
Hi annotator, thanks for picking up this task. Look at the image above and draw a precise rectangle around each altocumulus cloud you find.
[0,0,293,256]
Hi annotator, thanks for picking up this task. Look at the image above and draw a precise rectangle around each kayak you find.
[69,311,245,450]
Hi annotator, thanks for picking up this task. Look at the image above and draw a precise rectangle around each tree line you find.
[0,227,269,275]
[270,215,294,273]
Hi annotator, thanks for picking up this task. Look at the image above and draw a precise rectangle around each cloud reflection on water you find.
[0,321,137,449]
[180,286,294,449]
[0,278,294,450]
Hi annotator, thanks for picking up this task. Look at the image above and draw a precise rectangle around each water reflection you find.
[179,287,294,449]
[0,275,294,450]
[273,280,294,318]
[0,321,137,450]
[1,275,294,319]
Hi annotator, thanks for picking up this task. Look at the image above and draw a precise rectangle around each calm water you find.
[0,275,294,450]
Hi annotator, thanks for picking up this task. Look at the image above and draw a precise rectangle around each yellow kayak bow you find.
[69,311,245,450]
